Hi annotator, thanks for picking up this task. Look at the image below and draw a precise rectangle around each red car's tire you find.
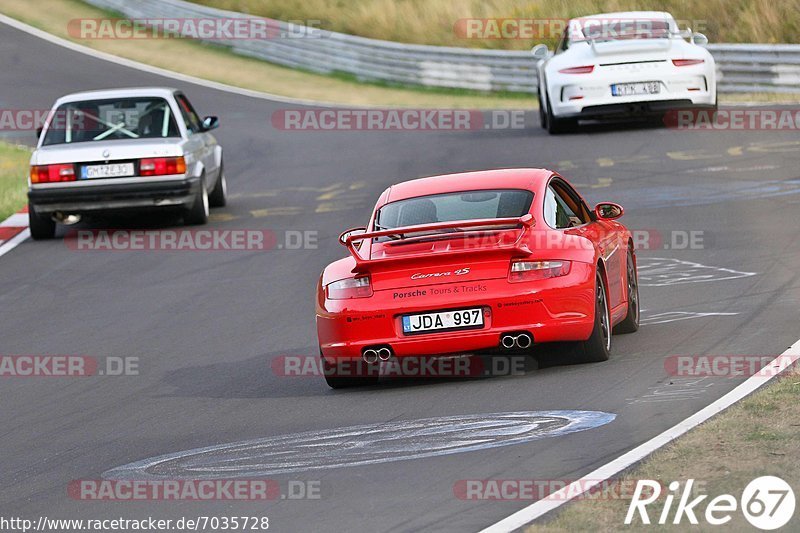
[614,249,640,334]
[574,272,611,363]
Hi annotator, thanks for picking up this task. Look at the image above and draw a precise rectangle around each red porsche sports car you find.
[316,168,639,388]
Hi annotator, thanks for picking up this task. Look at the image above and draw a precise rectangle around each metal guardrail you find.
[85,0,800,94]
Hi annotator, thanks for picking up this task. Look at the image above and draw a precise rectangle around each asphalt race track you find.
[1,21,800,532]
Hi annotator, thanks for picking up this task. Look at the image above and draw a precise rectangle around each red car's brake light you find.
[672,59,705,67]
[509,260,571,283]
[326,276,373,299]
[140,156,186,176]
[30,163,76,183]
[559,65,595,74]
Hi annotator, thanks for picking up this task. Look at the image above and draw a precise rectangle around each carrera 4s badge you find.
[411,268,470,280]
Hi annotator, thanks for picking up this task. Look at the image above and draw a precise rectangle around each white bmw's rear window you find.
[42,97,180,146]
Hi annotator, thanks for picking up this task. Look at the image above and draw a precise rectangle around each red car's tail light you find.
[509,260,571,283]
[672,59,705,67]
[140,156,186,176]
[326,276,373,299]
[559,65,595,74]
[30,163,76,183]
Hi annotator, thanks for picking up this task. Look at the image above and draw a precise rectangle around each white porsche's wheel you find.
[546,96,576,135]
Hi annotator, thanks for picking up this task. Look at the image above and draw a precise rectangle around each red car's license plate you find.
[402,308,483,334]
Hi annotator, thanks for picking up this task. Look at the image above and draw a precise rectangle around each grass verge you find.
[190,0,800,50]
[0,0,534,109]
[2,1,797,109]
[527,366,800,531]
[0,141,30,221]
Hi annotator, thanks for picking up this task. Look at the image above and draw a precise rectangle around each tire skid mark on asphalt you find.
[636,257,757,287]
[626,376,715,405]
[102,411,616,479]
[639,310,739,326]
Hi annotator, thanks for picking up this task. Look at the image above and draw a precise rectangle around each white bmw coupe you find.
[533,11,717,133]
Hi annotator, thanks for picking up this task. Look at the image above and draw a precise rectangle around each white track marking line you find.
[0,228,30,258]
[0,212,28,227]
[0,13,349,108]
[480,340,800,532]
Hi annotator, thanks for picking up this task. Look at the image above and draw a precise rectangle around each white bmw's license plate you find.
[81,163,135,179]
[611,82,661,96]
[402,308,483,334]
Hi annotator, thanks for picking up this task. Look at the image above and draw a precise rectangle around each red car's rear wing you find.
[341,214,535,271]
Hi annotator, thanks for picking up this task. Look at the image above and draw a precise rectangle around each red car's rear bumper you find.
[317,262,596,360]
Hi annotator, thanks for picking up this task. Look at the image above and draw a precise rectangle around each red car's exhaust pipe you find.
[501,335,517,349]
[516,333,532,349]
[501,333,533,350]
[362,346,392,363]
[362,349,379,364]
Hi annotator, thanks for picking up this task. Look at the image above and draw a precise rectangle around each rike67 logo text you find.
[626,476,795,530]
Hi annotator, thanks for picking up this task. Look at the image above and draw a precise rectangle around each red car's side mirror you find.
[595,202,624,220]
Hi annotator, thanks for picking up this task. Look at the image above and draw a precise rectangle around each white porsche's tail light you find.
[30,163,76,183]
[509,260,571,283]
[326,276,373,299]
[559,65,595,74]
[672,59,705,67]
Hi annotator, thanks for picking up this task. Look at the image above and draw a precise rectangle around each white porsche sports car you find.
[533,11,717,133]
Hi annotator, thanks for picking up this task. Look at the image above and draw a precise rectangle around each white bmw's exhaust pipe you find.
[362,349,379,364]
[52,212,81,225]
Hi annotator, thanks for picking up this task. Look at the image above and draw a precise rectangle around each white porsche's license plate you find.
[402,308,483,334]
[611,82,661,96]
[81,163,135,179]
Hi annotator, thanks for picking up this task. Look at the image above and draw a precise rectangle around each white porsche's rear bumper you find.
[548,62,716,119]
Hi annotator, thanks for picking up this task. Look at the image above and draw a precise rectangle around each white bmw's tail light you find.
[30,163,76,183]
[559,65,595,74]
[509,260,571,283]
[672,59,705,67]
[326,276,373,299]
[140,156,186,176]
